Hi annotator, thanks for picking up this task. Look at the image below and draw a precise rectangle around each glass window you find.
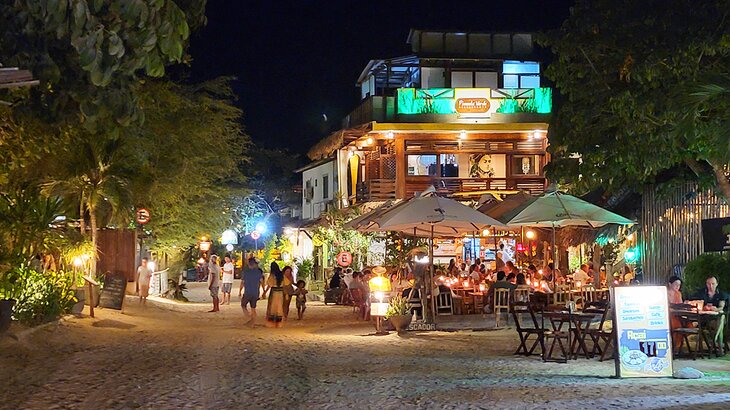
[503,74,519,89]
[520,75,540,88]
[512,156,539,175]
[440,154,459,177]
[503,61,540,74]
[407,155,437,176]
[322,175,329,199]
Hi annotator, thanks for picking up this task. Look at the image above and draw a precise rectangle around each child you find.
[294,280,308,320]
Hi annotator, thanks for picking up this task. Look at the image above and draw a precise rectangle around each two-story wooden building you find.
[302,29,551,222]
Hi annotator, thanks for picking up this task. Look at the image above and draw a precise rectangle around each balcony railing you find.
[341,96,396,128]
[355,177,547,202]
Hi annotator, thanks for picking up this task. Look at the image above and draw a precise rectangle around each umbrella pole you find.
[552,223,556,291]
[429,223,436,324]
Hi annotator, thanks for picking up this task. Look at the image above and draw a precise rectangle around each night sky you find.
[188,1,574,154]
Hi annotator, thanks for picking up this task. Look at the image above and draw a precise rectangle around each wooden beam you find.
[395,137,406,199]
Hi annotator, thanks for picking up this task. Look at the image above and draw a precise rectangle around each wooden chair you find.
[473,293,485,314]
[583,301,610,360]
[581,285,596,306]
[672,308,710,360]
[349,288,367,320]
[514,286,531,303]
[405,288,422,320]
[436,292,453,316]
[494,288,511,327]
[511,302,545,356]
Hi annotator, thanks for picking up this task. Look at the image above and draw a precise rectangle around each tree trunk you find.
[79,197,86,236]
[709,159,730,205]
[90,208,98,275]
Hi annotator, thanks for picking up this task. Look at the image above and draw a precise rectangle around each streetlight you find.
[255,222,267,234]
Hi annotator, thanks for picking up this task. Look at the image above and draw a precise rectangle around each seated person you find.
[692,275,727,312]
[516,273,527,286]
[484,271,516,312]
[506,272,517,285]
[572,264,591,285]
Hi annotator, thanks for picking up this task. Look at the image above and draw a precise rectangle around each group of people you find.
[206,255,308,328]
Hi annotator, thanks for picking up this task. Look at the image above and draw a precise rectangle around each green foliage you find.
[385,294,410,319]
[129,79,249,252]
[541,0,730,200]
[384,232,427,268]
[682,253,730,296]
[0,0,207,132]
[10,267,76,325]
[312,207,371,270]
[296,258,314,280]
[165,278,188,301]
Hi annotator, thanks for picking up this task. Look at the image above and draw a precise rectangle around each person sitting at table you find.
[692,275,728,312]
[469,265,481,283]
[506,272,517,285]
[667,275,684,305]
[484,271,515,312]
[516,272,527,286]
[573,264,591,286]
[505,261,519,276]
[527,264,539,280]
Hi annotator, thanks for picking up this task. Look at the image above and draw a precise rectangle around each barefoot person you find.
[282,265,295,320]
[294,280,308,320]
[221,255,235,305]
[136,258,153,305]
[207,255,221,313]
[265,262,286,326]
[239,257,264,327]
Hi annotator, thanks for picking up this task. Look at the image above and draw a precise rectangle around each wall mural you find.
[469,154,495,178]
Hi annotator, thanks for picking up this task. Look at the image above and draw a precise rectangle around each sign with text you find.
[701,217,730,252]
[336,251,353,267]
[99,272,126,310]
[613,286,673,378]
[454,88,495,119]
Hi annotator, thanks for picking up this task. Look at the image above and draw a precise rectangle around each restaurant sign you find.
[612,286,673,378]
[701,217,730,252]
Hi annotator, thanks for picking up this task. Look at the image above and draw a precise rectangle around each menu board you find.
[613,286,673,378]
[99,272,126,310]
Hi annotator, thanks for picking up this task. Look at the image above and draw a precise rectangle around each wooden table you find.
[543,311,599,360]
[671,309,726,357]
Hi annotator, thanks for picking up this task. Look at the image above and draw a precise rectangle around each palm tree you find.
[43,137,132,274]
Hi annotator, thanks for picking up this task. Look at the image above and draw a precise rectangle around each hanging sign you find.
[701,217,730,252]
[336,251,353,267]
[612,286,673,378]
[136,208,151,225]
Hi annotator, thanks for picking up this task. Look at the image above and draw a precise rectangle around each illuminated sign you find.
[613,286,673,378]
[136,208,151,225]
[336,251,353,267]
[397,87,552,117]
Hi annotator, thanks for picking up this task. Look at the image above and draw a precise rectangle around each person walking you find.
[282,265,295,320]
[265,262,286,326]
[221,255,235,305]
[239,257,264,328]
[136,258,153,305]
[207,255,221,312]
[294,279,308,320]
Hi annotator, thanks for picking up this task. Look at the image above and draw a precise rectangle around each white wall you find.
[301,160,336,220]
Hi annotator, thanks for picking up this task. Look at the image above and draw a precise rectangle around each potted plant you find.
[385,294,412,333]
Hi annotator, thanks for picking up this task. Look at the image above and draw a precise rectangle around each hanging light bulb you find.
[458,131,467,140]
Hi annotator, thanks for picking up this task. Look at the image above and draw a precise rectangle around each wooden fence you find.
[641,183,729,284]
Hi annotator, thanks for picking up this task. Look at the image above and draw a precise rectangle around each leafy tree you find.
[43,136,133,273]
[128,78,248,252]
[0,0,207,132]
[542,0,730,202]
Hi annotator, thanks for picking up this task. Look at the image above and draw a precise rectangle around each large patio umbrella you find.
[505,191,634,280]
[371,191,507,322]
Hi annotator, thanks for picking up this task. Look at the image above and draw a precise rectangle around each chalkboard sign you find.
[99,272,126,310]
[701,217,730,252]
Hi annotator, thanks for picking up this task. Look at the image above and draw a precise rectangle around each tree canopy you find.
[542,0,730,202]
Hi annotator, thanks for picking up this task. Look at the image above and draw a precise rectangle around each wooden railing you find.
[341,96,395,128]
[356,177,547,201]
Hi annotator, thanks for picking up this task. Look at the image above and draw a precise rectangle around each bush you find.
[385,294,410,319]
[682,253,730,297]
[11,268,76,326]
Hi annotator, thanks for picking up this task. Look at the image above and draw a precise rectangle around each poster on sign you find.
[612,286,673,378]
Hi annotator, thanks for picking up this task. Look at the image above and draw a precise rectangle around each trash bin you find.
[186,268,197,282]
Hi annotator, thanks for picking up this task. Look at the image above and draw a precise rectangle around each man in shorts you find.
[136,258,152,305]
[221,255,235,305]
[239,257,264,328]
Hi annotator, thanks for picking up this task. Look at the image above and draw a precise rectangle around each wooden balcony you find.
[355,177,547,202]
[341,96,396,128]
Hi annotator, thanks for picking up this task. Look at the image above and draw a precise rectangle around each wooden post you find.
[395,137,406,199]
[88,280,94,318]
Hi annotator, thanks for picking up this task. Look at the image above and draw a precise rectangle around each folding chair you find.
[582,301,609,359]
[511,302,545,356]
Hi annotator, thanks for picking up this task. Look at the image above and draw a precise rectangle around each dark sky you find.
[188,0,574,154]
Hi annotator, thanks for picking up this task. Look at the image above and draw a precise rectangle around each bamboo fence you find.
[641,183,729,284]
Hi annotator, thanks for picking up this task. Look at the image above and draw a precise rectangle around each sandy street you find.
[1,290,730,410]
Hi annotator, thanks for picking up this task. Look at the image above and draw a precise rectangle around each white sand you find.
[1,294,729,409]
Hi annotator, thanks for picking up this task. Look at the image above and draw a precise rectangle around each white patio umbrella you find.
[505,191,634,281]
[370,191,507,322]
